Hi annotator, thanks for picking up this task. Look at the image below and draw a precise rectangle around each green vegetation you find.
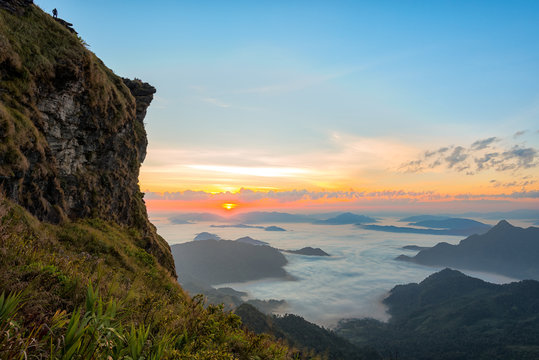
[0,196,293,359]
[0,285,175,359]
[0,4,133,126]
[336,269,539,360]
[235,304,380,360]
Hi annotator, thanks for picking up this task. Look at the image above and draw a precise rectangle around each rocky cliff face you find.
[0,0,175,275]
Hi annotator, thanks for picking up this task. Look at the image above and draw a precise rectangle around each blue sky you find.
[35,0,539,211]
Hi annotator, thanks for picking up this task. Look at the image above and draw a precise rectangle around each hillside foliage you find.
[0,195,295,359]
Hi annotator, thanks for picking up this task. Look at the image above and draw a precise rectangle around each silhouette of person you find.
[52,8,58,18]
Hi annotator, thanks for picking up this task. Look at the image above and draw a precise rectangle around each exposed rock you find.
[0,3,175,275]
[53,18,77,34]
[0,0,32,15]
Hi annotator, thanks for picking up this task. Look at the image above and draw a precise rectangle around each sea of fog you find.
[151,216,520,327]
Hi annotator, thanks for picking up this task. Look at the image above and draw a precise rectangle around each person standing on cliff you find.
[52,8,57,18]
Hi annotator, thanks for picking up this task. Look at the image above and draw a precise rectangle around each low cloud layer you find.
[400,137,538,175]
[144,187,539,203]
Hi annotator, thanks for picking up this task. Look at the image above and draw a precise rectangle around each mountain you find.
[171,240,289,284]
[179,280,285,314]
[314,212,377,225]
[193,231,222,241]
[233,211,315,223]
[210,223,265,229]
[170,212,228,223]
[236,304,381,360]
[362,224,482,236]
[408,218,491,233]
[265,225,287,231]
[401,245,429,251]
[365,217,492,237]
[193,233,269,245]
[283,247,330,256]
[336,269,539,359]
[463,209,539,220]
[399,215,451,222]
[0,3,293,358]
[235,236,269,246]
[397,220,539,280]
[209,223,287,231]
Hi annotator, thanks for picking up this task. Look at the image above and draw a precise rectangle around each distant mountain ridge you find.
[314,212,377,225]
[397,220,539,280]
[363,217,491,236]
[282,247,330,256]
[168,211,379,225]
[336,269,539,359]
[171,239,289,285]
[210,224,287,231]
[234,211,316,223]
[408,218,490,231]
[399,215,452,222]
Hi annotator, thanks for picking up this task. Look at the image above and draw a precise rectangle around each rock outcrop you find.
[0,0,32,15]
[0,1,175,275]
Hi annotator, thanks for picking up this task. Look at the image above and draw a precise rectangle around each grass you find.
[0,195,294,359]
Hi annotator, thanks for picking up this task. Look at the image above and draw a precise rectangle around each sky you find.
[36,0,539,214]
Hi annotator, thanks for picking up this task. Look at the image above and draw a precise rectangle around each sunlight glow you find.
[222,203,238,211]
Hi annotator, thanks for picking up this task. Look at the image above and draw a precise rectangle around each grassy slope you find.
[0,195,292,359]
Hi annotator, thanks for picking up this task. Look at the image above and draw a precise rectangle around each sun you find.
[222,203,238,211]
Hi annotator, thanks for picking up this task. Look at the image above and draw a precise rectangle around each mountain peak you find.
[491,219,514,231]
[422,268,467,283]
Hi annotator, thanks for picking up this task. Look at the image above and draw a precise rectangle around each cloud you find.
[425,147,449,158]
[144,190,212,201]
[474,152,500,170]
[502,146,537,169]
[144,187,539,204]
[400,137,538,174]
[445,146,468,169]
[513,130,527,138]
[490,178,537,188]
[202,97,231,108]
[471,137,499,150]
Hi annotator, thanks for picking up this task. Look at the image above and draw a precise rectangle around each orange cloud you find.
[144,188,539,214]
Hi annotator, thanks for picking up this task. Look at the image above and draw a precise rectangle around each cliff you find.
[0,0,174,273]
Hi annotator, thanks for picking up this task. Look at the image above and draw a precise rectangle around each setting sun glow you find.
[222,203,238,211]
